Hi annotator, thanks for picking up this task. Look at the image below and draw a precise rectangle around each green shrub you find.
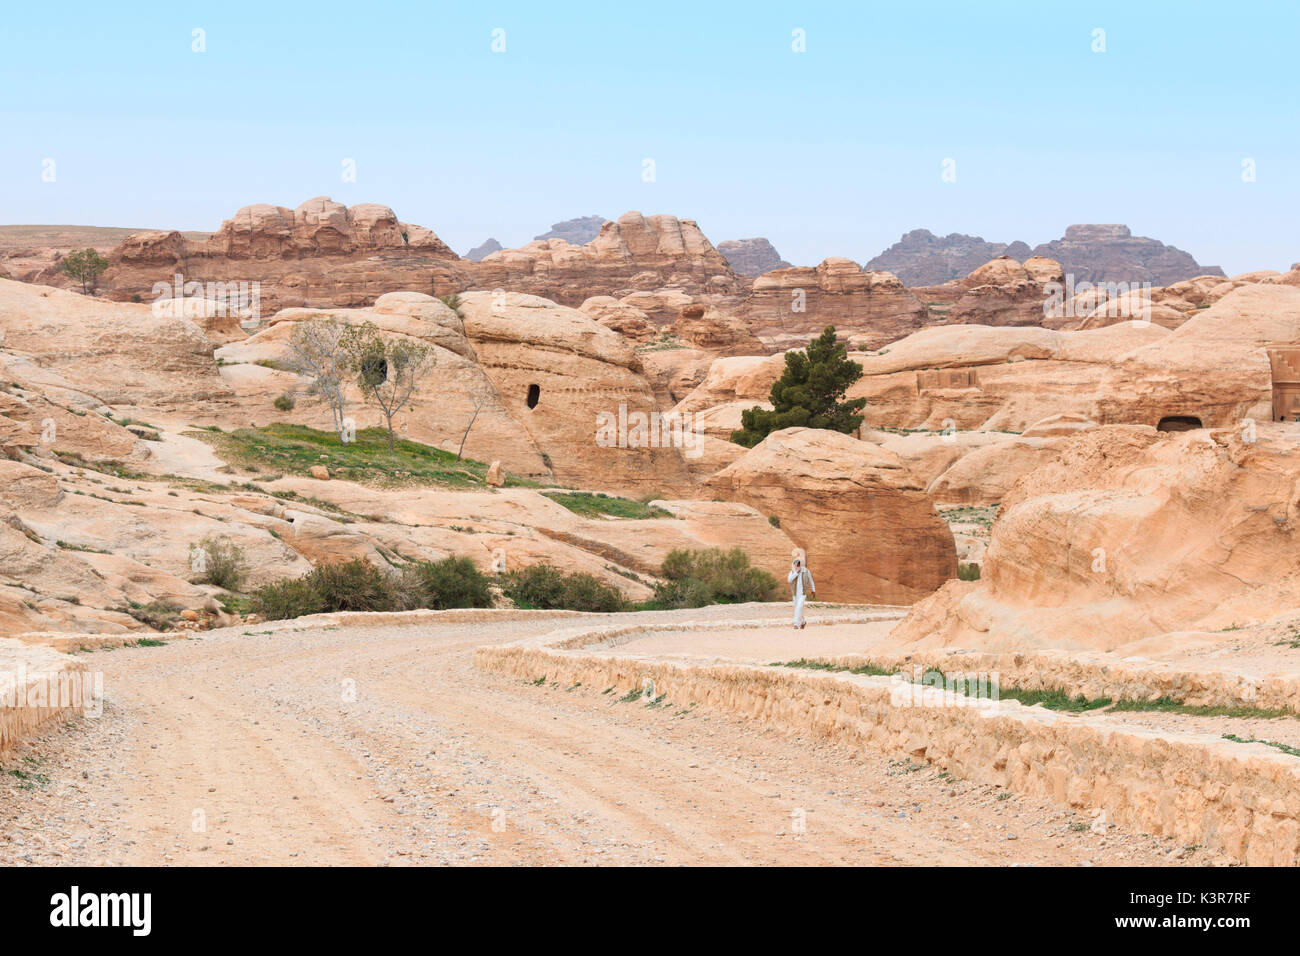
[652,547,778,609]
[273,392,296,412]
[401,556,493,610]
[252,556,498,620]
[308,558,393,612]
[547,570,627,612]
[958,563,981,581]
[126,600,184,630]
[189,535,247,591]
[502,563,567,609]
[250,577,325,621]
[503,564,627,612]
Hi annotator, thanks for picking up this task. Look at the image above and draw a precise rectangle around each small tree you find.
[286,317,351,442]
[730,325,866,447]
[456,387,490,459]
[60,248,109,294]
[341,322,436,450]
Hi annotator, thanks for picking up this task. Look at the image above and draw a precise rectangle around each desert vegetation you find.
[731,325,866,447]
[191,423,522,488]
[244,545,779,620]
[541,491,673,520]
[650,547,779,609]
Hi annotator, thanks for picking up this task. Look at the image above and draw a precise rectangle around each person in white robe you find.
[788,552,815,629]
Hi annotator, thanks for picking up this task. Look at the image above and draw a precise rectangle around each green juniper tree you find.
[59,248,109,294]
[730,325,866,447]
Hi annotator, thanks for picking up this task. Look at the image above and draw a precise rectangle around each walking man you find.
[788,549,815,629]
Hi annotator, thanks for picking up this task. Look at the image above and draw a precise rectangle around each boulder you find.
[705,427,956,603]
[894,423,1300,650]
[455,291,694,495]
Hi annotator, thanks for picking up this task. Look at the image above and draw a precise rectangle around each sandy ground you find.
[0,607,1232,866]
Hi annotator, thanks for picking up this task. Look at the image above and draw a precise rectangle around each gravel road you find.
[0,608,1230,866]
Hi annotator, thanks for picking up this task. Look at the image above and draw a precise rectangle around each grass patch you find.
[6,768,50,790]
[56,540,108,553]
[1110,697,1292,719]
[1222,734,1300,758]
[997,687,1112,712]
[189,423,535,489]
[939,505,999,531]
[541,490,672,520]
[775,658,895,677]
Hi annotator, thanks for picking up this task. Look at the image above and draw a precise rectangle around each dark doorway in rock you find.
[360,356,388,388]
[526,384,540,409]
[1157,415,1202,432]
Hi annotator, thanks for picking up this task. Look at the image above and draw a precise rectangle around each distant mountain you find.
[534,215,606,245]
[865,230,1031,286]
[1029,225,1224,285]
[717,238,792,277]
[465,237,503,261]
[868,225,1222,287]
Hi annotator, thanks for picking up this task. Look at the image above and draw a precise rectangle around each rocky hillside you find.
[869,224,1222,286]
[534,215,607,245]
[866,229,1032,285]
[464,238,503,261]
[717,238,791,277]
[1030,224,1224,284]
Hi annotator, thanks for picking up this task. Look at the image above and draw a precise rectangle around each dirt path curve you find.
[0,608,1227,866]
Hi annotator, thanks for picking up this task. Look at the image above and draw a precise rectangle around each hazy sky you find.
[2,1,1296,274]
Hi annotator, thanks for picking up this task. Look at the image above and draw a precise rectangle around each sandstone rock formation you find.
[0,224,211,290]
[705,427,957,603]
[843,320,1172,432]
[673,320,1173,435]
[0,280,231,418]
[933,255,1066,328]
[668,304,766,355]
[717,238,791,277]
[578,296,658,342]
[740,259,928,351]
[1092,284,1300,428]
[895,423,1300,650]
[101,197,464,314]
[453,291,695,495]
[471,211,742,305]
[217,289,700,492]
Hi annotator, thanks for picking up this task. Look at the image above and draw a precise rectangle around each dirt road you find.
[0,608,1226,866]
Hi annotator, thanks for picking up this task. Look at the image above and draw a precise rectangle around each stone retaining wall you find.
[476,619,1300,865]
[0,638,94,759]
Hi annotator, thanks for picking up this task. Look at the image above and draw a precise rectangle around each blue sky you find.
[2,1,1296,274]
